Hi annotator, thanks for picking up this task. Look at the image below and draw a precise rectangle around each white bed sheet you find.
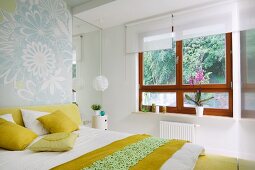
[0,126,131,170]
[0,126,203,170]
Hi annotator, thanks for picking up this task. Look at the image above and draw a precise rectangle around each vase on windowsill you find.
[195,106,204,117]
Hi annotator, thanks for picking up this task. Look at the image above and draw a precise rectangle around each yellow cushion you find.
[0,118,6,124]
[0,104,82,126]
[37,110,79,133]
[29,132,78,152]
[0,119,38,150]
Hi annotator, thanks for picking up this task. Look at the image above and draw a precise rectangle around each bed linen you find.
[0,126,202,170]
[0,126,127,170]
[52,135,203,170]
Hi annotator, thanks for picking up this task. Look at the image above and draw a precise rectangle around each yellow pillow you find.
[0,118,6,124]
[37,110,79,133]
[29,132,78,152]
[0,119,38,150]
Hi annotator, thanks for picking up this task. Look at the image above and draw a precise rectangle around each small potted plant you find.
[91,104,102,116]
[185,69,214,117]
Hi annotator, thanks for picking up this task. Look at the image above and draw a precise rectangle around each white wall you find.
[239,119,255,161]
[75,30,102,122]
[102,25,255,160]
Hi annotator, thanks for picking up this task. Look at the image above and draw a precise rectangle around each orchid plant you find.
[185,69,214,107]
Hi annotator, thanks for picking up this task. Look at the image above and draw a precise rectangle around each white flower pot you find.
[94,110,100,116]
[195,106,204,117]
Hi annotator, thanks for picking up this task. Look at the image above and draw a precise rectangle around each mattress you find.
[0,126,237,170]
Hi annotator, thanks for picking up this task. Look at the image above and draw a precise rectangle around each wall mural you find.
[0,0,72,107]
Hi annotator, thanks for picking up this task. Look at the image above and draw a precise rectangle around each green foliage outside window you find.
[183,34,225,84]
[143,42,176,85]
[143,34,226,85]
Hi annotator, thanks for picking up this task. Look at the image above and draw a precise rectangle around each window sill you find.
[132,111,236,121]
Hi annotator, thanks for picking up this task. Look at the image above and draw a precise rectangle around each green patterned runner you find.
[82,137,169,170]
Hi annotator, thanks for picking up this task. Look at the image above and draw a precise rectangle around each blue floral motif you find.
[17,10,53,44]
[38,0,71,30]
[0,0,72,105]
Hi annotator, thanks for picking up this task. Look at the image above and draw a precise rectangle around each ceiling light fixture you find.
[93,21,109,92]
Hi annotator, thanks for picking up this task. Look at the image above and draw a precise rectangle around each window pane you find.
[183,34,226,84]
[143,43,176,85]
[142,92,176,107]
[184,92,229,109]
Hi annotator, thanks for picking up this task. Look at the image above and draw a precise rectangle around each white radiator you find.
[160,121,195,143]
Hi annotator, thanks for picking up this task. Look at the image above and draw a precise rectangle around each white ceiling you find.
[74,0,220,29]
[73,17,100,36]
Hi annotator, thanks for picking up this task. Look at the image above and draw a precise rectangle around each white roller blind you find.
[126,15,173,53]
[237,0,255,31]
[173,0,255,41]
[125,0,255,50]
[173,1,234,41]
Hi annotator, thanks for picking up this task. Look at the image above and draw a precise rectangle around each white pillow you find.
[0,114,15,123]
[21,109,49,135]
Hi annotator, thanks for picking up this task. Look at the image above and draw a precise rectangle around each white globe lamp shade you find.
[93,75,109,91]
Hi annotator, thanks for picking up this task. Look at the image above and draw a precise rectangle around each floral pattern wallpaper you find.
[0,0,72,107]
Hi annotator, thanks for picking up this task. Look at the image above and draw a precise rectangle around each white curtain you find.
[126,15,173,53]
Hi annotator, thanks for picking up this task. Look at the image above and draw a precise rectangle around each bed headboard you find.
[0,104,82,126]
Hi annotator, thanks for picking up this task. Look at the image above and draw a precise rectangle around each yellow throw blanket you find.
[52,134,186,170]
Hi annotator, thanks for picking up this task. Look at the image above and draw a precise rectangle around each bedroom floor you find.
[239,159,255,170]
[195,154,237,170]
[195,155,255,170]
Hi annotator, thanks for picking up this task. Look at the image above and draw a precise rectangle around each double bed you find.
[0,104,237,170]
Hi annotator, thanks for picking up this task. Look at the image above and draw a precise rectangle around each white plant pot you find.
[195,106,204,117]
[94,110,100,116]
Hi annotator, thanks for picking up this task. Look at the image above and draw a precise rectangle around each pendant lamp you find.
[93,29,109,91]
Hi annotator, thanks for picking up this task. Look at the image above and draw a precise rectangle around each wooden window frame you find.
[139,33,233,117]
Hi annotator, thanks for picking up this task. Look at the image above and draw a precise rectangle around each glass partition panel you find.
[241,29,255,118]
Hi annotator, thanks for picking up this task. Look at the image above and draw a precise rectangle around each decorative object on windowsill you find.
[141,105,150,112]
[151,103,156,112]
[100,111,105,116]
[162,106,167,113]
[185,69,214,117]
[155,105,160,114]
[91,104,102,116]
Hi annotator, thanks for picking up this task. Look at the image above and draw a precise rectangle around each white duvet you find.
[0,126,204,170]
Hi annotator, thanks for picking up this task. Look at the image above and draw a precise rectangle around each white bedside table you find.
[92,115,108,130]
